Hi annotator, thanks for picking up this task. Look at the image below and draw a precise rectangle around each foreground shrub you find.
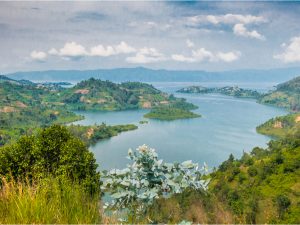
[102,145,209,223]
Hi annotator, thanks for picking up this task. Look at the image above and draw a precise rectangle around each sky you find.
[1,1,300,73]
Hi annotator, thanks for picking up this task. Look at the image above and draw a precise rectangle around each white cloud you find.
[30,50,47,61]
[188,14,266,25]
[216,51,241,62]
[90,45,115,57]
[233,23,265,40]
[172,48,240,63]
[274,36,300,63]
[126,47,166,64]
[90,41,136,57]
[171,54,195,63]
[192,48,215,62]
[186,39,195,48]
[49,42,88,59]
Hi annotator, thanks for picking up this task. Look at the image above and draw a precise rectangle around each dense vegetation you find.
[259,76,300,111]
[177,85,261,98]
[0,80,82,145]
[144,105,200,120]
[257,113,300,138]
[46,78,194,111]
[68,123,137,145]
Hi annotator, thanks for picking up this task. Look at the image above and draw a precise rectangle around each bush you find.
[248,166,258,177]
[276,194,291,219]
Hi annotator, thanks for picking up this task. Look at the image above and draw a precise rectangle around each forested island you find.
[177,85,261,98]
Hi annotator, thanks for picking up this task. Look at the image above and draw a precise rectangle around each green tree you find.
[0,125,100,195]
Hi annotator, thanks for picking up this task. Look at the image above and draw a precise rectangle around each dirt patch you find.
[273,120,283,128]
[80,96,91,103]
[142,101,152,108]
[86,128,94,139]
[0,106,18,113]
[295,116,300,123]
[159,100,169,105]
[75,89,89,94]
[15,101,27,108]
[97,98,106,104]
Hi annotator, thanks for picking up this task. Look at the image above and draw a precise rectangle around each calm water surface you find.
[73,82,287,170]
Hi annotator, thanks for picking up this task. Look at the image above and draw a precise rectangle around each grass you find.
[0,177,101,224]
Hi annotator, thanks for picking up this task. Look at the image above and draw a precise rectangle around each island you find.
[177,85,261,98]
[144,105,200,120]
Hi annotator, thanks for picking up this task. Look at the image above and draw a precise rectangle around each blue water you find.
[73,82,287,170]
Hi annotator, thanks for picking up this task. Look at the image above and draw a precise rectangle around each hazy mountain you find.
[5,67,300,84]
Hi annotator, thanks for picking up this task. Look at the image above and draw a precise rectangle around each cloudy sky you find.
[1,1,300,73]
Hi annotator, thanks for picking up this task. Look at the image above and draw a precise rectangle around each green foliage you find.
[49,78,195,112]
[101,145,208,223]
[0,125,100,194]
[68,123,137,146]
[209,127,300,223]
[0,81,82,145]
[276,194,291,219]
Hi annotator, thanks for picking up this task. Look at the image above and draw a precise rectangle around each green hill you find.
[259,76,300,111]
[0,81,81,145]
[45,78,196,112]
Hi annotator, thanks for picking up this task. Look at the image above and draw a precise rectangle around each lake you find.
[73,82,287,170]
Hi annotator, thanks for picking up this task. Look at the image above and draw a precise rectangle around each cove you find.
[73,82,287,170]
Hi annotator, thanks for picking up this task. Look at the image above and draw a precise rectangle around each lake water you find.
[73,82,287,170]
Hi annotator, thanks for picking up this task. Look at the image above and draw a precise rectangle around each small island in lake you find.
[144,105,200,120]
[177,85,261,98]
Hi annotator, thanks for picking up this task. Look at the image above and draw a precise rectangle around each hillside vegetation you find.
[257,113,300,138]
[0,80,82,145]
[46,78,196,112]
[259,76,300,111]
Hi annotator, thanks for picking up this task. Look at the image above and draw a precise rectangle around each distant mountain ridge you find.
[5,67,300,83]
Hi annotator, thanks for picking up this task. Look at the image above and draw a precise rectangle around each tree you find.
[276,194,291,219]
[101,145,209,223]
[0,125,100,195]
